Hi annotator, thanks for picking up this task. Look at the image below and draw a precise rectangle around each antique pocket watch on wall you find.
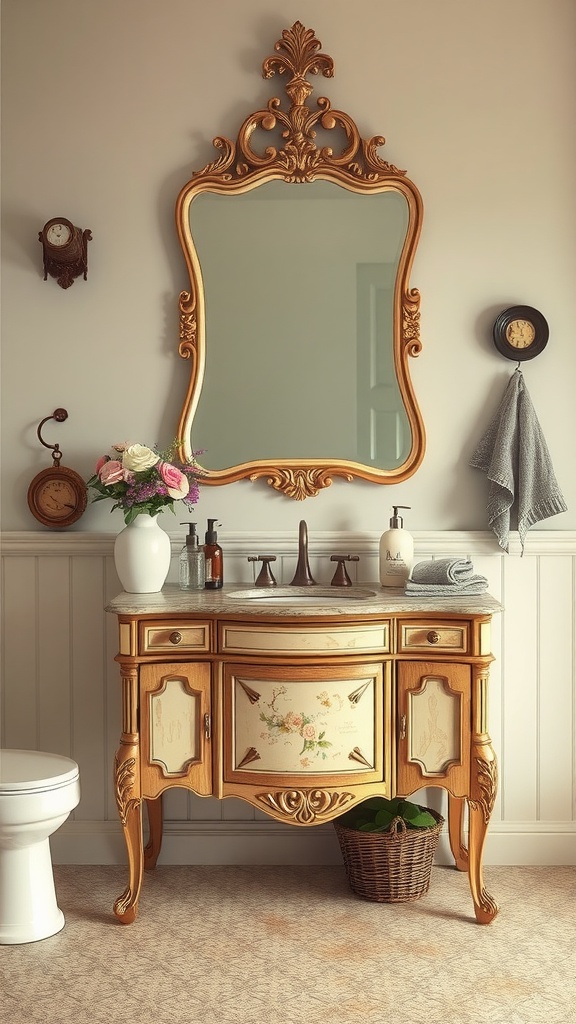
[492,305,549,362]
[27,408,87,528]
[39,217,92,289]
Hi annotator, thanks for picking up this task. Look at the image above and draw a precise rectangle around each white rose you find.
[122,444,160,472]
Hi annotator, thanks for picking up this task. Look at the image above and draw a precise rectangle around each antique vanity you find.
[109,584,500,925]
[108,22,500,926]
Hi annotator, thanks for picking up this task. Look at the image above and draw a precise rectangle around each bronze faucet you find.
[289,520,317,587]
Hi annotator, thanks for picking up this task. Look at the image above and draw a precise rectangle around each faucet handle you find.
[248,555,277,587]
[330,554,359,587]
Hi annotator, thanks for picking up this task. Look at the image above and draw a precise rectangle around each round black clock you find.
[493,305,549,362]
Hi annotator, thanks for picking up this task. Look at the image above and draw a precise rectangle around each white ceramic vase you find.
[113,514,171,594]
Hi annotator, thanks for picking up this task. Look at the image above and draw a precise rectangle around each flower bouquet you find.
[87,442,202,524]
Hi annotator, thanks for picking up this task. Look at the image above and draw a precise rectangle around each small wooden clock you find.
[39,218,92,289]
[27,409,87,528]
[492,305,549,362]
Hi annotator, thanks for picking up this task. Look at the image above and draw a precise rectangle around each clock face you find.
[46,222,72,247]
[27,467,87,528]
[505,319,536,349]
[37,479,78,519]
[493,305,549,362]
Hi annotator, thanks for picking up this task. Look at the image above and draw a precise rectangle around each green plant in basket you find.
[340,796,437,833]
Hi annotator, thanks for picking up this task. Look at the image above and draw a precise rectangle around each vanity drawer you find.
[397,620,469,654]
[139,621,212,655]
[218,620,390,657]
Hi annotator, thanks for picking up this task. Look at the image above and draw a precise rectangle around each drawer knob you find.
[169,631,183,645]
[427,630,440,644]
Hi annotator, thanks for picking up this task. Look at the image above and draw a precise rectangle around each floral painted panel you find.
[233,675,376,774]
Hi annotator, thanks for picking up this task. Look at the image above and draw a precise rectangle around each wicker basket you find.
[334,807,444,903]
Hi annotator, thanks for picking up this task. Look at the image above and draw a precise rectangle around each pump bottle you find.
[179,523,205,590]
[379,506,414,588]
[204,519,223,589]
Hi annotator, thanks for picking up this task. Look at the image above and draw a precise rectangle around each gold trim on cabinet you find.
[219,621,389,656]
[140,621,211,654]
[479,621,491,657]
[119,621,135,657]
[398,621,469,653]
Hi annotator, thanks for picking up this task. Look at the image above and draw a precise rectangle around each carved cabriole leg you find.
[447,794,468,871]
[468,664,499,924]
[144,796,163,870]
[113,665,143,924]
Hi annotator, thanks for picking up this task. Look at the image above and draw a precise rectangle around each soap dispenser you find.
[179,523,205,590]
[379,506,414,588]
[204,519,223,589]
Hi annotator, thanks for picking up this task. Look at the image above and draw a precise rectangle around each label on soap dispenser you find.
[379,527,413,586]
[384,551,410,572]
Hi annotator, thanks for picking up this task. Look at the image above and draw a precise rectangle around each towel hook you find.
[36,407,68,466]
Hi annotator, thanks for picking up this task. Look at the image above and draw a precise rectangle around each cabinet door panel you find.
[397,661,470,797]
[140,662,212,798]
[223,661,390,789]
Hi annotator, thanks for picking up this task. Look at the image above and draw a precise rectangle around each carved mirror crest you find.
[176,21,425,499]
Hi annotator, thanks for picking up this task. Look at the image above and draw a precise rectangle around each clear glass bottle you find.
[179,523,205,590]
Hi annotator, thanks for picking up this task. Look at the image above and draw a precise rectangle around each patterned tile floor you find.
[1,865,575,1024]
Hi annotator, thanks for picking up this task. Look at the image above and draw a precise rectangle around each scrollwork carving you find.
[114,754,140,828]
[249,466,353,501]
[256,788,354,824]
[469,755,498,824]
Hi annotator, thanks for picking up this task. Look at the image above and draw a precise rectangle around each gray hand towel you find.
[404,579,489,596]
[469,369,567,552]
[410,558,478,585]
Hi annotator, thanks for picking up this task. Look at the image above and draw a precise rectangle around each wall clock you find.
[27,409,87,528]
[492,305,549,362]
[39,217,92,289]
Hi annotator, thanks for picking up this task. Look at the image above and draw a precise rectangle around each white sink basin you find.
[227,587,377,604]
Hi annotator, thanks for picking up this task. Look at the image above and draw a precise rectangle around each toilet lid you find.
[0,749,79,791]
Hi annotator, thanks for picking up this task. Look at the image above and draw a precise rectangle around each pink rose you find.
[95,455,109,474]
[99,460,124,486]
[157,461,189,499]
[302,724,316,741]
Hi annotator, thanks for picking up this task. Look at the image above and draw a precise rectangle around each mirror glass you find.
[176,21,425,499]
[191,181,410,468]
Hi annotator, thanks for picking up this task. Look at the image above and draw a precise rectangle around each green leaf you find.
[408,810,437,829]
[374,808,394,830]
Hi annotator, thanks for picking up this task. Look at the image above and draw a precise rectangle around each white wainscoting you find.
[1,530,575,866]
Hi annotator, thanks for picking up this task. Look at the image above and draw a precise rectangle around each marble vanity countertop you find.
[106,583,503,618]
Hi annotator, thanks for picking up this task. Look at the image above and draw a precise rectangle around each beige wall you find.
[2,0,575,534]
[1,1,575,866]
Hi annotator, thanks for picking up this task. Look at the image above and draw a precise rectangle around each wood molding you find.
[2,529,575,557]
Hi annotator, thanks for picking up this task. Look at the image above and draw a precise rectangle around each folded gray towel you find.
[410,558,478,585]
[469,369,567,552]
[405,558,489,595]
[404,580,489,596]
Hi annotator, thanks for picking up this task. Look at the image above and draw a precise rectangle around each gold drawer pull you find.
[399,714,406,740]
[169,631,183,645]
[427,630,440,644]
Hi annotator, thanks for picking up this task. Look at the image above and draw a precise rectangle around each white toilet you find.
[0,749,80,944]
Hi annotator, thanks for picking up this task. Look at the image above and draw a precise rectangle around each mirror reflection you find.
[191,182,410,469]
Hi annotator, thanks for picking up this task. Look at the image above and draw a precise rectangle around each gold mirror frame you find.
[176,21,425,500]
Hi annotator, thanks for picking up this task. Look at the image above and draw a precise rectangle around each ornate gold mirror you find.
[176,21,425,499]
